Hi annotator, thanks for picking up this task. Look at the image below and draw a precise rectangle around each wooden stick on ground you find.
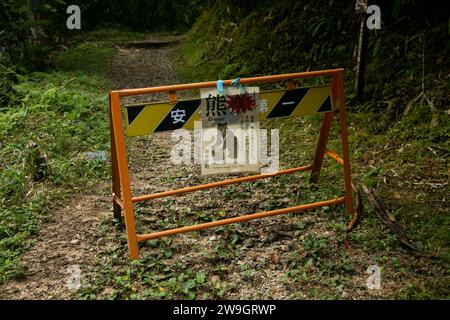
[348,182,362,232]
[361,184,420,252]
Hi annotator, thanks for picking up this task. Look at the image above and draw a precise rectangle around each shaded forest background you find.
[179,0,449,109]
[1,0,449,108]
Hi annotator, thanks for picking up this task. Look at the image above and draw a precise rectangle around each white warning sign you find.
[199,86,260,175]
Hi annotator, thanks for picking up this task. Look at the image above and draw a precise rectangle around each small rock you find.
[70,239,79,245]
[341,291,351,299]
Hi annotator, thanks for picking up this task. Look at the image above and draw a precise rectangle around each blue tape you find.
[216,80,224,93]
[231,77,241,88]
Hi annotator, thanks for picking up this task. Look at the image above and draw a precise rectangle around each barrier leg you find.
[109,99,122,220]
[309,77,337,184]
[336,72,354,216]
[110,92,139,259]
[309,112,333,184]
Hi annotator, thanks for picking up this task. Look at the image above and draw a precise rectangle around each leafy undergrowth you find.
[0,30,133,283]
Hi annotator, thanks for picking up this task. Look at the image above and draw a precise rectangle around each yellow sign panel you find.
[124,85,333,136]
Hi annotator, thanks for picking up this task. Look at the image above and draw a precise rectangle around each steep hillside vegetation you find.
[178,0,449,107]
[174,0,450,298]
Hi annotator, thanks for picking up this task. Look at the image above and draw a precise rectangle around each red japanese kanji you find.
[226,92,256,114]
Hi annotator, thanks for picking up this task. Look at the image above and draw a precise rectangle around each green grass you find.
[0,29,149,284]
[0,72,110,282]
[52,29,149,76]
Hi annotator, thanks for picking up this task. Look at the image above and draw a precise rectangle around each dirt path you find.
[0,36,184,299]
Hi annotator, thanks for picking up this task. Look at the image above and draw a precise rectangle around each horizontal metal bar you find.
[324,148,344,166]
[136,196,346,242]
[132,165,313,203]
[111,69,343,97]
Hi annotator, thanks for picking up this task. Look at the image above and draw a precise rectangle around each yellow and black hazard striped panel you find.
[125,99,201,136]
[124,85,333,136]
[261,85,333,119]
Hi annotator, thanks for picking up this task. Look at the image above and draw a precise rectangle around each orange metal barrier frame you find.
[109,69,354,259]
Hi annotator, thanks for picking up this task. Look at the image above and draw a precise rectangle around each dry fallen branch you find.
[347,182,362,232]
[361,184,420,252]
